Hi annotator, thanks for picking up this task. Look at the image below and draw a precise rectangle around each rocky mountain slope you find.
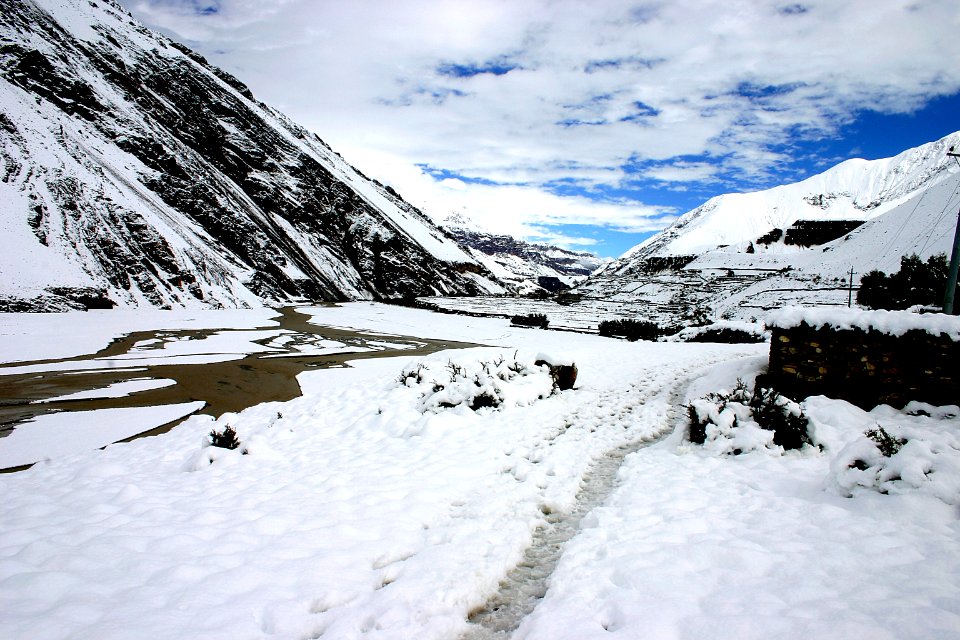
[577,131,960,322]
[0,0,504,311]
[441,214,608,295]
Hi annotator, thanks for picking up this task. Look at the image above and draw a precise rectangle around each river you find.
[0,306,475,470]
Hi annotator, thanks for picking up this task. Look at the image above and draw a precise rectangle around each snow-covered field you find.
[0,307,284,468]
[1,303,958,639]
[0,307,280,364]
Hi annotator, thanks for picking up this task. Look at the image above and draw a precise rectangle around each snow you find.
[624,131,960,259]
[661,320,769,342]
[0,307,279,364]
[1,304,958,639]
[768,306,960,340]
[106,329,285,360]
[32,377,176,403]
[534,352,575,367]
[514,366,960,640]
[1,352,247,376]
[823,401,960,506]
[0,402,204,468]
[398,353,556,414]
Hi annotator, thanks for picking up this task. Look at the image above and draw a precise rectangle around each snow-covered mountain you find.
[579,131,960,321]
[0,0,505,311]
[624,133,960,261]
[441,213,608,295]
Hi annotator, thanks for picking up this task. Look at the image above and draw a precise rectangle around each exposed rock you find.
[0,0,504,310]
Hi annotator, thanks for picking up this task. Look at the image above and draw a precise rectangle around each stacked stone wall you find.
[765,323,959,409]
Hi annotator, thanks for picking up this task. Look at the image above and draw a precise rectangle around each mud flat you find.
[0,306,475,471]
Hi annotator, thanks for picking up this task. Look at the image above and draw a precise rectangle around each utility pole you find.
[945,147,960,315]
[848,266,857,307]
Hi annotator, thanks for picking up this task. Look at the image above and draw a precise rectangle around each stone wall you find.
[764,323,959,409]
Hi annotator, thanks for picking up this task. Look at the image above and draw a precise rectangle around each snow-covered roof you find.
[767,306,960,341]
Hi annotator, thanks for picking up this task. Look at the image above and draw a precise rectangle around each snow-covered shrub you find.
[687,327,765,343]
[597,318,668,341]
[397,354,557,414]
[662,321,768,343]
[829,413,960,504]
[749,387,812,450]
[182,417,250,471]
[903,401,959,419]
[687,380,752,445]
[687,380,812,455]
[534,352,578,390]
[511,313,549,329]
[209,424,241,450]
[863,425,905,458]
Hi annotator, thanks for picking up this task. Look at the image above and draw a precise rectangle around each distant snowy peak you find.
[0,0,503,310]
[624,131,960,261]
[441,211,488,233]
[443,222,609,294]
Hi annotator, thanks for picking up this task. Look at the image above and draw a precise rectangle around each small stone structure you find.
[764,308,960,409]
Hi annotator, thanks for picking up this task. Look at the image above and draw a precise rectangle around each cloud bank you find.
[123,0,960,254]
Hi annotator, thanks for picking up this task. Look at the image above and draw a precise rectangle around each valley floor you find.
[0,303,957,639]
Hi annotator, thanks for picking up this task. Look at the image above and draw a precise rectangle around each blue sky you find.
[122,0,960,258]
[578,94,960,255]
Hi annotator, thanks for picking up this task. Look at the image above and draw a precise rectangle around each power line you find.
[943,147,960,314]
[869,187,928,272]
[918,178,960,255]
[847,266,857,307]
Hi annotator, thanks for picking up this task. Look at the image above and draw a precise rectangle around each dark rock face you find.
[783,220,864,247]
[537,276,569,293]
[0,0,501,310]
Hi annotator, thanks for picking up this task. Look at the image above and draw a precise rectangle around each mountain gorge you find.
[0,0,504,311]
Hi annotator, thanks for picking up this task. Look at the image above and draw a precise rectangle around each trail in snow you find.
[4,303,956,639]
[462,375,690,638]
[1,302,768,640]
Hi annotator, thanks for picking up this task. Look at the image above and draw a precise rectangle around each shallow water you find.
[0,306,474,468]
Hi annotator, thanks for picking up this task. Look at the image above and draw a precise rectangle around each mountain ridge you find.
[577,131,960,322]
[0,0,504,310]
[440,213,608,294]
[622,131,960,263]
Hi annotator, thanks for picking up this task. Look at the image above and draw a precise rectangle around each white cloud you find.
[341,146,674,238]
[643,162,719,184]
[120,0,960,248]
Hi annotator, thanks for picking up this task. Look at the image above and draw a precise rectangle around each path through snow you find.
[464,376,691,638]
[1,304,764,640]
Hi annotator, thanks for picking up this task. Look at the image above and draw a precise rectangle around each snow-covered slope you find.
[0,0,504,310]
[624,132,960,260]
[580,132,960,321]
[442,214,608,295]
